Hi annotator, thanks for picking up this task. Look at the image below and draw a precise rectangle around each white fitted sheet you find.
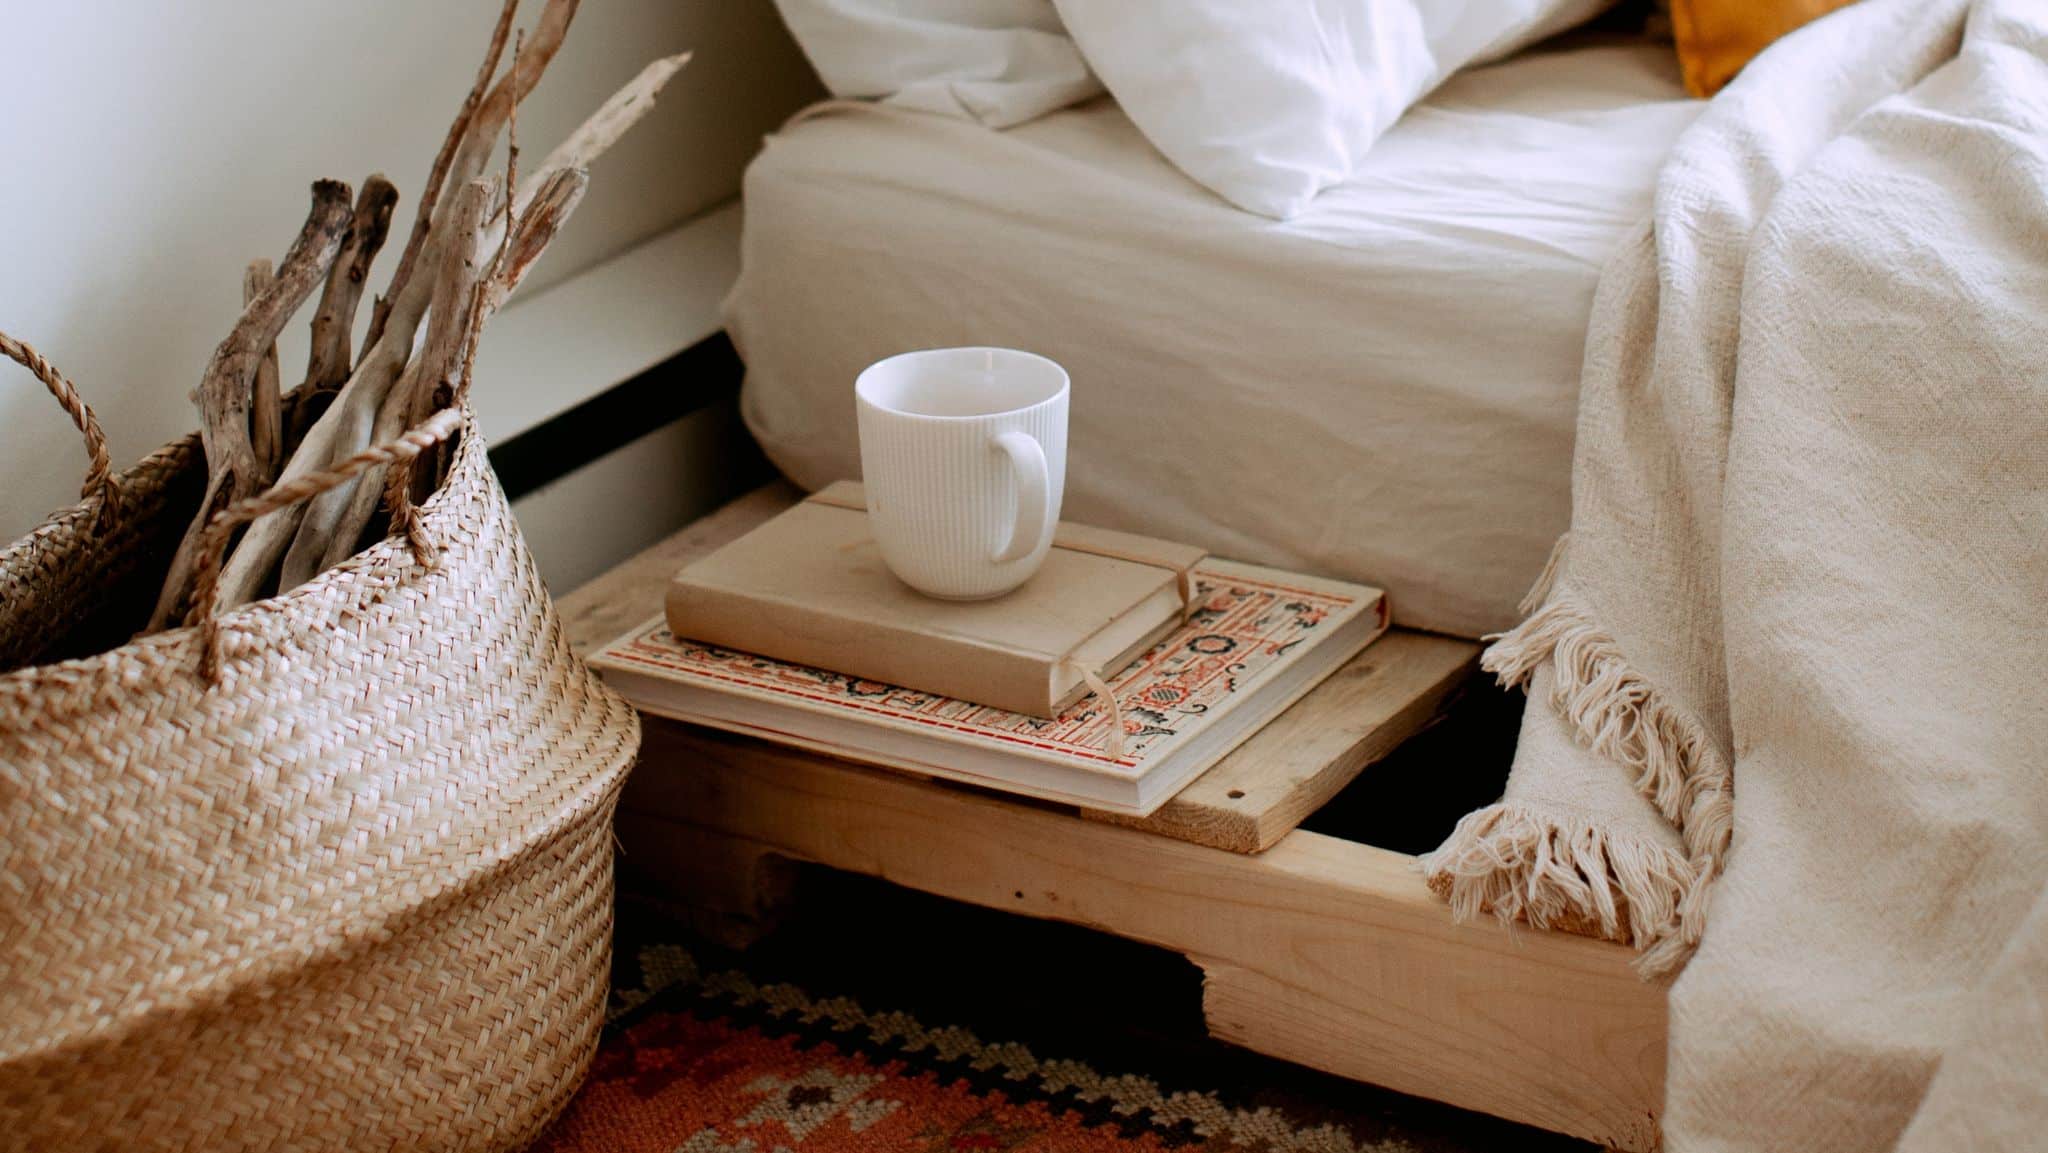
[724,40,1701,637]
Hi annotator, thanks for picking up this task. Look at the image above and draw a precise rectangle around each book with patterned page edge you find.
[591,559,1387,815]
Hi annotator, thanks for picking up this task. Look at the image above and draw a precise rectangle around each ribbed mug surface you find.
[856,348,1069,600]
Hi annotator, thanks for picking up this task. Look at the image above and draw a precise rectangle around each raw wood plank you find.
[1091,630,1478,851]
[1197,959,1664,1153]
[621,718,1668,1151]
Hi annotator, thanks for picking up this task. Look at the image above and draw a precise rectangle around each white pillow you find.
[1052,0,1612,218]
[771,0,1103,128]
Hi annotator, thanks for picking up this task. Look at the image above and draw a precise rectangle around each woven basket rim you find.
[0,405,485,696]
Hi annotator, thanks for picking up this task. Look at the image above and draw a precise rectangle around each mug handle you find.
[990,430,1053,564]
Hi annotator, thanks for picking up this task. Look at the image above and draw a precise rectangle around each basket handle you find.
[1,330,117,504]
[189,405,464,683]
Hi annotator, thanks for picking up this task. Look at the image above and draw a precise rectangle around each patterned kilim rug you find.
[536,837,1593,1153]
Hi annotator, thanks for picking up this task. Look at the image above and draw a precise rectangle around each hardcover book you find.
[664,481,1208,717]
[596,559,1388,815]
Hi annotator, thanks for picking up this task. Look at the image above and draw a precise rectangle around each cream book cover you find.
[664,481,1207,717]
[600,559,1388,815]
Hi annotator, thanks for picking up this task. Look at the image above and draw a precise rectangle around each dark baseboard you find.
[489,331,748,502]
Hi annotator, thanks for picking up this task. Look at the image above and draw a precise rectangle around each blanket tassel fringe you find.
[1423,803,1704,976]
[1429,539,1732,975]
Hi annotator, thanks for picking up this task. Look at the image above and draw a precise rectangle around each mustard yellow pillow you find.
[1670,0,1861,97]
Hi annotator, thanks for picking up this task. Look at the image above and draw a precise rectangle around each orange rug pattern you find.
[537,942,1409,1153]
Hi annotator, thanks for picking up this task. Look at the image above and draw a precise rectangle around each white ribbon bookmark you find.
[1066,660,1127,761]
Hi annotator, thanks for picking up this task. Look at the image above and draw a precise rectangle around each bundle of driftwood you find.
[142,0,685,632]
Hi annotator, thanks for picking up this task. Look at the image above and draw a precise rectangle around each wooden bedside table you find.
[559,482,1667,1152]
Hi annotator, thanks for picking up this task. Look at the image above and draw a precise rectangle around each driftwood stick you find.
[407,47,679,330]
[211,4,572,610]
[407,0,582,302]
[441,52,684,299]
[363,0,574,353]
[365,0,519,354]
[243,260,283,483]
[277,358,401,587]
[308,177,400,389]
[485,168,588,326]
[147,180,353,632]
[381,56,682,512]
[281,39,663,589]
[219,277,416,609]
[416,30,516,499]
[502,30,524,247]
[291,175,400,450]
[310,180,497,575]
[190,407,464,682]
[212,0,586,609]
[344,0,574,390]
[436,50,683,297]
[518,52,688,217]
[395,167,590,510]
[444,0,579,216]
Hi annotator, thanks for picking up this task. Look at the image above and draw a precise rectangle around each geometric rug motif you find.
[539,940,1426,1153]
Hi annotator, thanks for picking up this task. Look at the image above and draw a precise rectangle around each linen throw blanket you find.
[1423,0,2048,1148]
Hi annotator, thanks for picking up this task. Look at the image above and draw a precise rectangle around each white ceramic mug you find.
[855,347,1069,600]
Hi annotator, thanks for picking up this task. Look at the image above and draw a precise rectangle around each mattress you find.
[724,40,1701,638]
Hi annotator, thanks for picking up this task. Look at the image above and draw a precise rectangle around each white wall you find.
[0,0,820,541]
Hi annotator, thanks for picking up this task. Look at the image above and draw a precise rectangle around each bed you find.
[723,38,1701,638]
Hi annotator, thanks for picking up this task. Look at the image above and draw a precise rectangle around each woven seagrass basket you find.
[0,340,640,1151]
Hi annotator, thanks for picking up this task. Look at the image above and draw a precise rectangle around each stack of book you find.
[590,483,1387,816]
